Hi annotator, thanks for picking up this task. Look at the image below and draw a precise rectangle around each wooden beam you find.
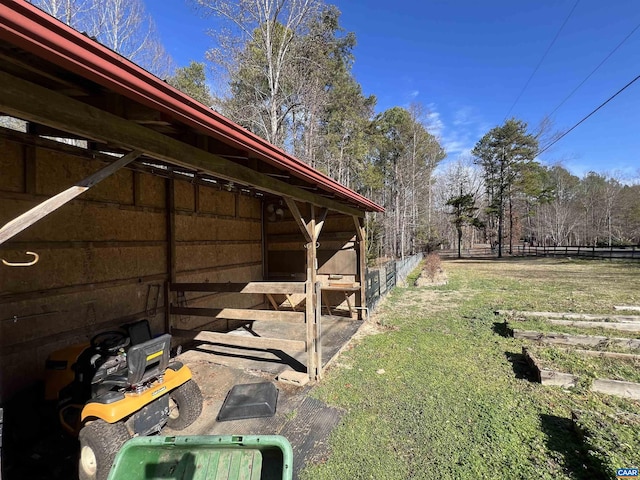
[572,349,640,360]
[169,282,306,294]
[0,71,364,217]
[591,378,640,400]
[169,306,304,323]
[171,329,306,352]
[549,320,640,332]
[614,305,640,312]
[315,208,328,239]
[522,347,578,388]
[284,198,312,242]
[512,329,640,350]
[353,216,365,242]
[497,310,640,323]
[0,150,141,245]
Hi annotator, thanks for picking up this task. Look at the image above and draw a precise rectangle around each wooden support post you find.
[0,150,141,245]
[315,280,323,379]
[305,206,318,381]
[353,216,367,320]
[165,178,176,334]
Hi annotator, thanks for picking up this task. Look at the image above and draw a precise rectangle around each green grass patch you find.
[301,258,640,480]
[573,409,640,475]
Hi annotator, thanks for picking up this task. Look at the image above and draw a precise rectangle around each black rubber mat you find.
[217,382,279,421]
[279,396,345,479]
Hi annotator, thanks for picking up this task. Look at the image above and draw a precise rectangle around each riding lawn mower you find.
[44,320,203,480]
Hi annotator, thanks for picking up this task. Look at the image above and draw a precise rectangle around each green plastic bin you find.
[107,435,293,480]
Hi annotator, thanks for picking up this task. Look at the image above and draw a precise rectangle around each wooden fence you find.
[515,245,640,260]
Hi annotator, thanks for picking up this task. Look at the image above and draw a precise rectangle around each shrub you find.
[424,253,442,281]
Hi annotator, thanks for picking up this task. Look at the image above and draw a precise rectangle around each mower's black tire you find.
[78,420,130,480]
[166,379,202,430]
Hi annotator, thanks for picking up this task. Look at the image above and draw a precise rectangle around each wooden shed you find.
[0,1,383,402]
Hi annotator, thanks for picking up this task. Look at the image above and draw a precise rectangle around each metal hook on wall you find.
[2,251,39,267]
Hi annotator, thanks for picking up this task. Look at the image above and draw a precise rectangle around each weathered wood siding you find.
[265,205,358,309]
[0,138,262,398]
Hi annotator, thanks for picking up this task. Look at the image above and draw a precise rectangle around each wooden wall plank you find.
[170,282,306,294]
[172,329,306,352]
[169,306,304,323]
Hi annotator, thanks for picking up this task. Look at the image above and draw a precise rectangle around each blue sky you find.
[147,1,640,181]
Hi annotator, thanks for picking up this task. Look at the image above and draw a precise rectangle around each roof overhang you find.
[0,0,384,215]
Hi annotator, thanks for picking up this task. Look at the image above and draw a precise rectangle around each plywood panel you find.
[176,243,261,272]
[1,280,165,348]
[237,195,261,219]
[0,138,24,192]
[174,178,195,211]
[36,149,134,205]
[0,198,166,242]
[2,245,167,293]
[175,216,261,242]
[318,250,357,275]
[198,187,235,216]
[137,173,165,208]
[323,215,355,233]
[176,264,263,284]
[266,220,303,235]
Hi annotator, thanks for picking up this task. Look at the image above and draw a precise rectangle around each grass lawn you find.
[301,257,640,480]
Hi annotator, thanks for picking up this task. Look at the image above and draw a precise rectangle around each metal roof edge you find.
[0,0,384,213]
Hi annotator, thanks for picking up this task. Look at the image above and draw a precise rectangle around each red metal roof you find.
[0,0,383,213]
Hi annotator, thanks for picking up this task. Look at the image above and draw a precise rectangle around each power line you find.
[538,74,640,155]
[547,21,640,118]
[504,0,580,121]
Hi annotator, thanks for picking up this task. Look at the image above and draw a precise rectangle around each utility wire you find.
[547,21,640,118]
[504,0,580,120]
[538,74,640,155]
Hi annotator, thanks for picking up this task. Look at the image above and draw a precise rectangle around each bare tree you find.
[28,0,91,29]
[193,0,322,147]
[29,0,173,77]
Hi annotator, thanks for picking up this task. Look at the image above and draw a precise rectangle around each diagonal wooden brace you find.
[0,150,141,245]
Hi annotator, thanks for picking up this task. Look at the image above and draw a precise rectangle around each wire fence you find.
[365,253,424,311]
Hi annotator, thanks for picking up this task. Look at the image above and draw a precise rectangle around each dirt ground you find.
[1,314,368,480]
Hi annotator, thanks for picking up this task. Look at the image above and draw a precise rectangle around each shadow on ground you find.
[539,414,609,480]
[504,351,538,382]
[2,383,78,480]
[492,321,510,337]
